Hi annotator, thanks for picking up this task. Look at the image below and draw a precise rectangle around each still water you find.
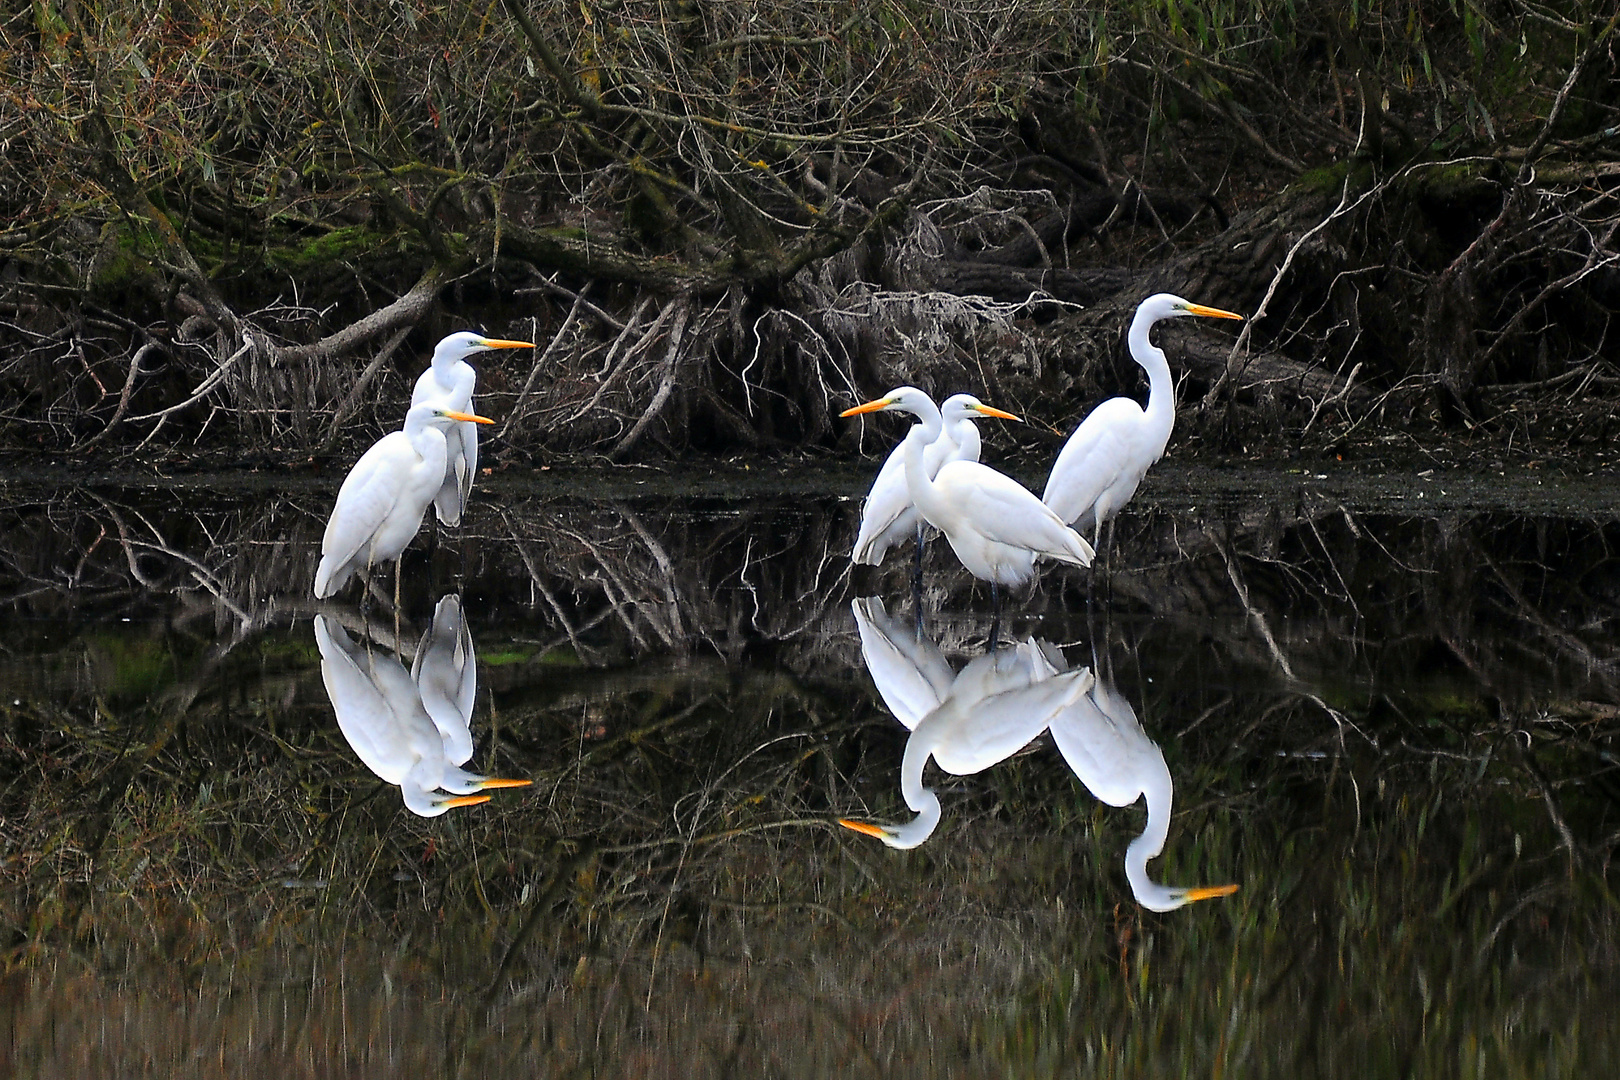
[2,463,1617,1076]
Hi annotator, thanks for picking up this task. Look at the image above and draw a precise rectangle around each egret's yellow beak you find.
[1183,883,1240,902]
[838,818,889,838]
[441,794,492,809]
[476,778,534,790]
[969,404,1023,422]
[1185,303,1244,321]
[840,398,895,418]
[477,337,537,349]
[443,410,496,425]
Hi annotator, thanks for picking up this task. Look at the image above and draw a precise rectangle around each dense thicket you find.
[2,2,1617,461]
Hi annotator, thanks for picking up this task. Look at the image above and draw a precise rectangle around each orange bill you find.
[478,337,537,349]
[443,410,497,425]
[1184,883,1240,902]
[441,794,492,809]
[838,818,888,838]
[1186,303,1244,321]
[840,398,894,418]
[476,777,534,789]
[968,404,1022,422]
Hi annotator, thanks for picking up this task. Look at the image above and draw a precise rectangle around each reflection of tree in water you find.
[0,484,1618,1072]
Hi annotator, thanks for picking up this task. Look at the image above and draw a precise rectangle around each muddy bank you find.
[4,452,1617,519]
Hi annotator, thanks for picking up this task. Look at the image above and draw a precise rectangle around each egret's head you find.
[940,394,1023,424]
[1138,882,1240,913]
[838,816,931,850]
[434,331,537,363]
[425,404,496,425]
[406,792,493,818]
[839,386,933,419]
[1140,294,1245,324]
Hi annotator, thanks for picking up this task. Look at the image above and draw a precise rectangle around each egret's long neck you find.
[948,416,981,464]
[429,346,458,379]
[901,408,947,530]
[1128,311,1176,445]
[889,717,944,849]
[1124,750,1180,911]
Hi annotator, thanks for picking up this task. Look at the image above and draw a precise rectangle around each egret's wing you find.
[1049,681,1159,807]
[851,441,916,564]
[1042,398,1146,528]
[432,420,478,526]
[315,615,410,783]
[413,595,477,764]
[934,462,1093,564]
[929,666,1094,776]
[852,597,955,728]
[318,435,411,593]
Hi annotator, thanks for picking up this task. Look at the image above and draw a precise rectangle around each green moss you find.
[1290,158,1374,195]
[262,225,400,274]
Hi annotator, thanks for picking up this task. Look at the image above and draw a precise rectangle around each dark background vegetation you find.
[3,1,1619,465]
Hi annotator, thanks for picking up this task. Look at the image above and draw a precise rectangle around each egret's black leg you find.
[1087,519,1105,610]
[912,524,926,637]
[988,581,1002,652]
[359,555,374,622]
[393,557,404,655]
[1104,516,1117,606]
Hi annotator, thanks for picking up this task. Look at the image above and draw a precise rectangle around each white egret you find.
[842,387,1094,643]
[412,594,477,765]
[410,331,536,526]
[314,402,495,599]
[1042,294,1243,554]
[1048,663,1237,911]
[840,641,1092,848]
[314,615,531,817]
[852,596,958,730]
[851,392,1014,568]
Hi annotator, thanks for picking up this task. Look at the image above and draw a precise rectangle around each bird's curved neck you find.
[890,720,944,848]
[1128,311,1176,442]
[901,413,947,526]
[947,416,981,463]
[1124,753,1178,909]
[429,346,462,376]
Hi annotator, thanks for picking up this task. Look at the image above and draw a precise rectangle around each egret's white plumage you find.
[1043,294,1243,547]
[411,594,477,765]
[852,597,957,730]
[851,393,1010,566]
[314,403,493,598]
[409,331,535,526]
[1046,656,1238,911]
[314,615,530,817]
[842,387,1094,589]
[840,639,1091,849]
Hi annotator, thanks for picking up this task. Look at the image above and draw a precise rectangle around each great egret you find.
[412,594,477,765]
[314,402,495,599]
[852,596,957,730]
[842,387,1094,643]
[314,615,531,817]
[410,331,536,526]
[1042,294,1243,554]
[1047,659,1238,911]
[851,393,1015,568]
[840,640,1093,848]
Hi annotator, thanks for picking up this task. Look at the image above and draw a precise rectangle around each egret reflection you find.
[313,600,530,817]
[411,594,478,766]
[843,599,1095,848]
[1048,656,1238,911]
[845,600,1236,909]
[851,597,955,729]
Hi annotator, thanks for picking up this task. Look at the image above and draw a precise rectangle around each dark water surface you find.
[2,462,1618,1077]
